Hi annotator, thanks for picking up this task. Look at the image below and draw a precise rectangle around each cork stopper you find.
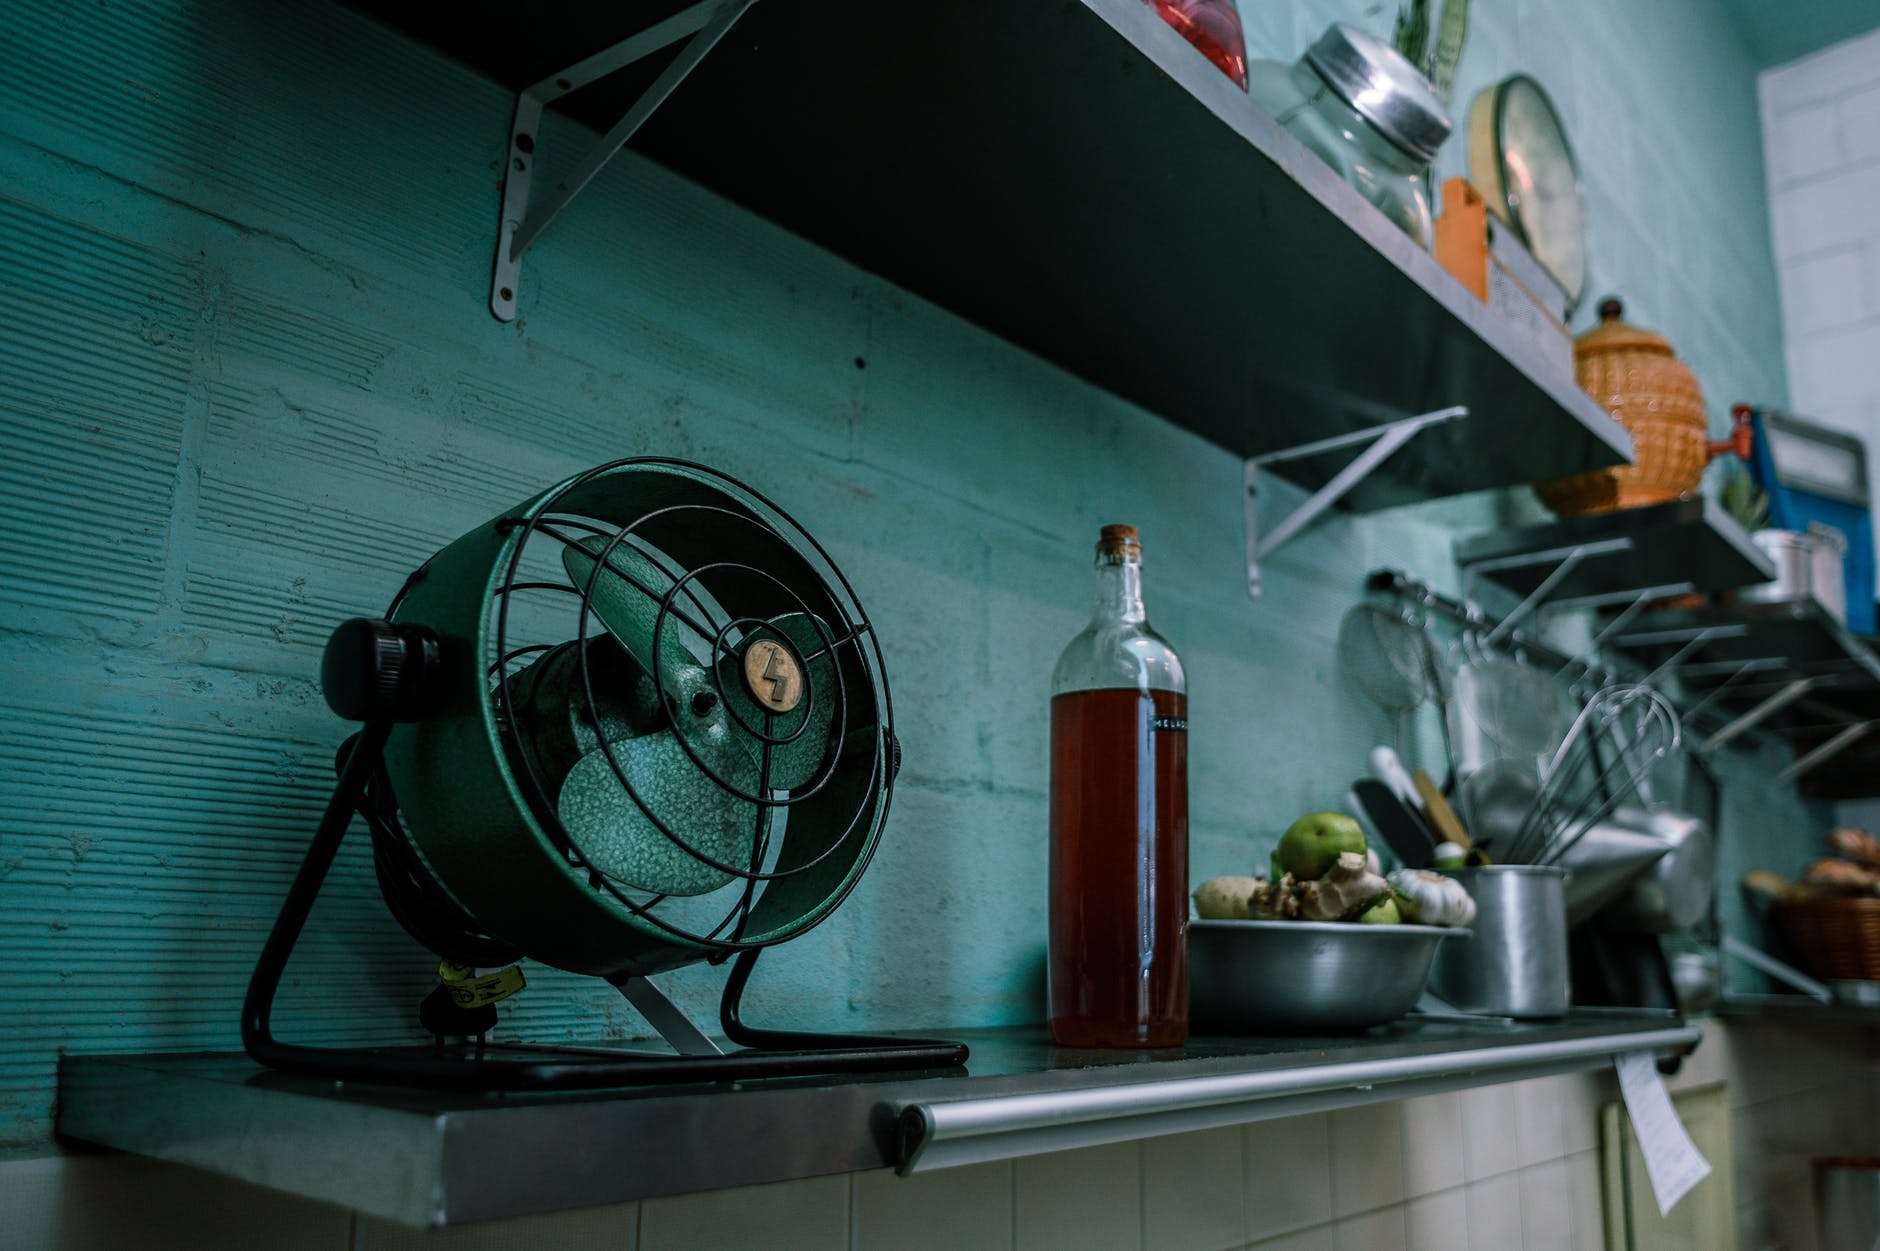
[1096,524,1141,560]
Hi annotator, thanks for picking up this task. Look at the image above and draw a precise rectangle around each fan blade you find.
[556,730,764,897]
[507,636,664,801]
[561,536,711,703]
[717,612,841,790]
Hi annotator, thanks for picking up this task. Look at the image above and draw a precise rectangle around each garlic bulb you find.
[1388,869,1476,927]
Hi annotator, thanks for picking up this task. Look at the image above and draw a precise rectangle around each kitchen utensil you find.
[1430,865,1570,1018]
[1741,524,1851,626]
[1369,745,1423,811]
[1555,817,1671,926]
[1339,604,1433,750]
[1537,299,1714,516]
[1741,527,1817,605]
[1447,651,1561,779]
[1413,768,1471,850]
[1809,522,1849,623]
[1516,684,1679,866]
[1669,950,1721,1013]
[1247,22,1451,246]
[1190,919,1464,1032]
[1456,757,1539,856]
[1351,778,1436,869]
[1465,74,1585,308]
[1744,405,1875,634]
[1603,807,1714,934]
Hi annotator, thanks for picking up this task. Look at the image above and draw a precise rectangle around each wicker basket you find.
[1536,298,1710,517]
[1774,896,1880,982]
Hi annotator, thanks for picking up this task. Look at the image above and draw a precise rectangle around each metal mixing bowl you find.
[1190,919,1466,1033]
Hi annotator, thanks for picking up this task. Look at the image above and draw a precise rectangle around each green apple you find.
[1356,895,1401,924]
[1272,811,1368,881]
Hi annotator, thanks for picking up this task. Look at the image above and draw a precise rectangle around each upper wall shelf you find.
[351,0,1631,510]
[1455,498,1775,608]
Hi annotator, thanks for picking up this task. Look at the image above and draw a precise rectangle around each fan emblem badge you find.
[742,638,805,714]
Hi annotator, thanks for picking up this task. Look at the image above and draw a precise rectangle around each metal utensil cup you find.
[1430,865,1570,1018]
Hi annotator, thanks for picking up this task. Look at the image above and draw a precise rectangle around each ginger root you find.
[1296,852,1389,921]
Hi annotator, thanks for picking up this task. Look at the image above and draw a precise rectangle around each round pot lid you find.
[1467,74,1587,308]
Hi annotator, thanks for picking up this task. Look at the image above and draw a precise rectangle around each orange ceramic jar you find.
[1537,298,1709,516]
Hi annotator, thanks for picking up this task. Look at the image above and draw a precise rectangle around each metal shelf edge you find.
[896,1023,1700,1173]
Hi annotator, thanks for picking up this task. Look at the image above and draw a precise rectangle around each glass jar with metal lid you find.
[1248,23,1451,246]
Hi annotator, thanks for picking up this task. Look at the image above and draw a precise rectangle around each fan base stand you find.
[239,720,969,1091]
[609,974,723,1056]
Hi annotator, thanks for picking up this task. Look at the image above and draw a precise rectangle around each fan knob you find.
[321,618,441,722]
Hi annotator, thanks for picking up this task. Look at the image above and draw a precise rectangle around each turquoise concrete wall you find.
[0,0,1808,1156]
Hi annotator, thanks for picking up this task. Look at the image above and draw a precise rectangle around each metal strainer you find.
[1339,603,1436,750]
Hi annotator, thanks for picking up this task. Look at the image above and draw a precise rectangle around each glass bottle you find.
[1247,23,1451,246]
[1048,525,1189,1048]
[1146,0,1248,90]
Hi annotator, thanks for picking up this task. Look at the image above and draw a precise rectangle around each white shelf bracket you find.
[1722,936,1833,1002]
[1680,657,1788,726]
[1244,406,1468,598]
[1777,720,1876,784]
[1700,675,1823,753]
[490,0,756,322]
[1455,538,1634,645]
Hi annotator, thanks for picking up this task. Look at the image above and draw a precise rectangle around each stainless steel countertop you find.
[58,1013,1697,1228]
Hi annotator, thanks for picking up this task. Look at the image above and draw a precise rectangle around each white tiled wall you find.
[1761,28,1880,485]
[7,1020,1874,1250]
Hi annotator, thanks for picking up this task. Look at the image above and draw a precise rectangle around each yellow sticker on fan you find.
[437,961,526,1008]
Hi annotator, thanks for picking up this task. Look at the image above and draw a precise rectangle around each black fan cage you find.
[467,458,895,956]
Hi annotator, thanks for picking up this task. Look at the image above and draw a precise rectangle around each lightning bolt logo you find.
[760,646,788,702]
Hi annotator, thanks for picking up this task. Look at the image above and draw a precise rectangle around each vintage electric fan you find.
[243,459,967,1088]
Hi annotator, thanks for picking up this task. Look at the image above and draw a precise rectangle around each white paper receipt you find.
[1614,1049,1712,1215]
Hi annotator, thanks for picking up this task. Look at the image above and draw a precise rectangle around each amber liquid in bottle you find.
[1048,525,1189,1048]
[1049,688,1189,1046]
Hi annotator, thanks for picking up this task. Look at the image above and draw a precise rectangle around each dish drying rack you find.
[1363,568,1853,778]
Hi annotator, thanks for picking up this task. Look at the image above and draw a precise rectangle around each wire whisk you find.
[1500,684,1681,865]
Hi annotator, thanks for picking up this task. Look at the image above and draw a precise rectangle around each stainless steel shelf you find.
[1717,993,1880,1026]
[1455,498,1774,603]
[1609,600,1880,780]
[59,1015,1694,1227]
[352,0,1631,510]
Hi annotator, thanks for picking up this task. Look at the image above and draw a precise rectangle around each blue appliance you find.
[1744,406,1876,636]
